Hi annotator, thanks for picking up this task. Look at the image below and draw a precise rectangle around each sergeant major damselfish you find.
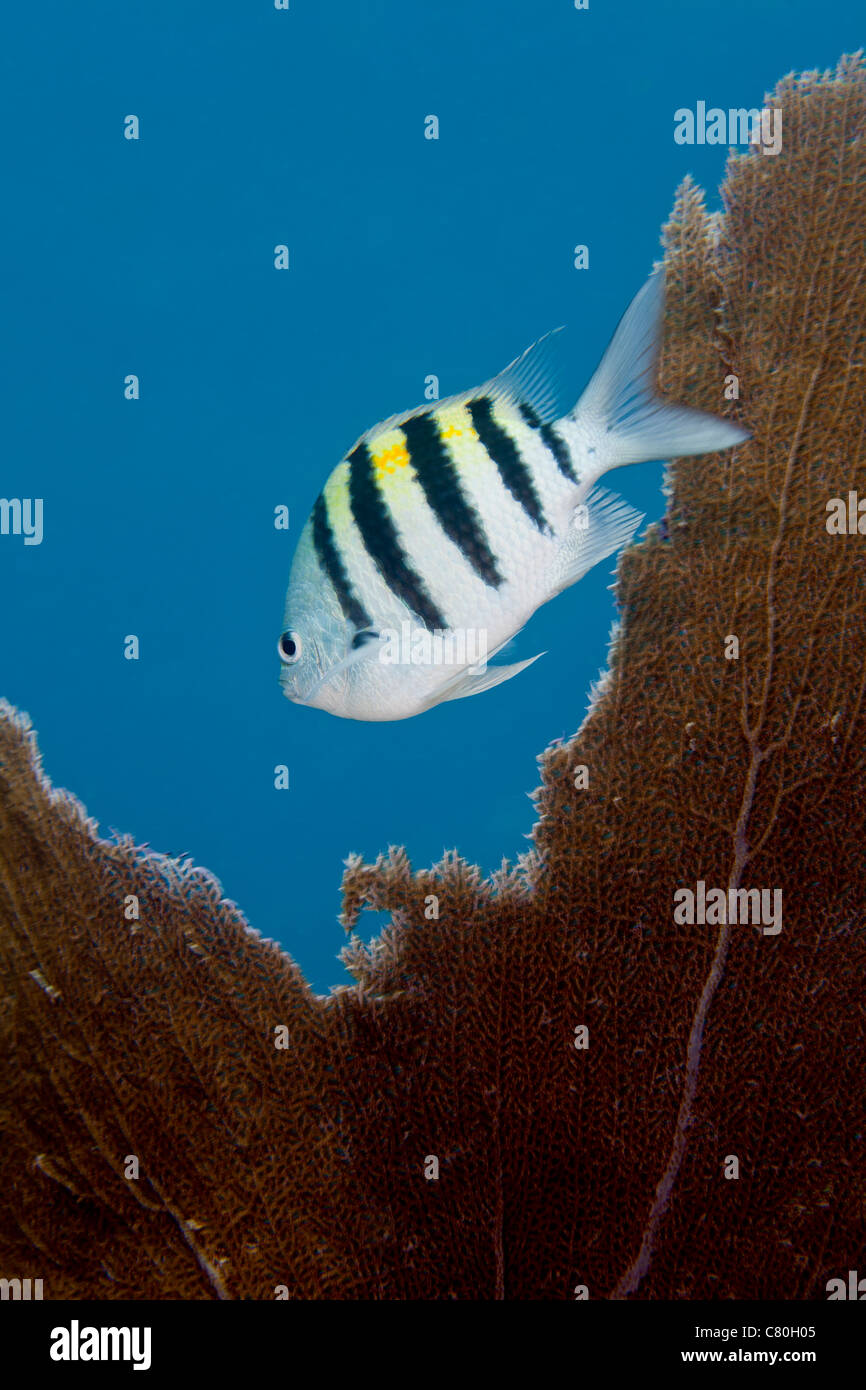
[277,271,748,720]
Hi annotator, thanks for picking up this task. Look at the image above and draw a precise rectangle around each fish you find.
[278,271,748,721]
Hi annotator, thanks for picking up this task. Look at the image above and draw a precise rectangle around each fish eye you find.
[278,630,302,664]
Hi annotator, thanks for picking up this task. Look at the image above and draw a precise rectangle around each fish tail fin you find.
[569,270,749,474]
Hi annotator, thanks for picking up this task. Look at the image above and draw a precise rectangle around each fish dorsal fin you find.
[351,327,572,454]
[482,326,571,422]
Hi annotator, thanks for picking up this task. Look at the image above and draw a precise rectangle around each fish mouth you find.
[280,673,316,705]
[279,655,335,706]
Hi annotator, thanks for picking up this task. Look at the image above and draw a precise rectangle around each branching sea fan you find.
[1,55,865,1300]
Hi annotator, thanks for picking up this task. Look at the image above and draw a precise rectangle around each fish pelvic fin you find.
[570,269,750,474]
[431,653,545,707]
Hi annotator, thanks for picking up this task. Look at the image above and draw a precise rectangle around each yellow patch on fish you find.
[366,427,412,480]
[372,441,411,476]
[432,403,481,463]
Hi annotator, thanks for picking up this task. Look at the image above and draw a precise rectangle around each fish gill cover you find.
[0,55,865,1300]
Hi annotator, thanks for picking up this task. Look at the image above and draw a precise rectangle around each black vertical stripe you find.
[468,396,547,529]
[518,402,577,482]
[311,492,372,629]
[347,441,447,630]
[400,412,502,588]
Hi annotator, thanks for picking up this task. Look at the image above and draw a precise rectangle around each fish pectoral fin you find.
[436,653,545,705]
[302,630,383,701]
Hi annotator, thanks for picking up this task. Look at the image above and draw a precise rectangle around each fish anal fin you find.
[552,486,644,595]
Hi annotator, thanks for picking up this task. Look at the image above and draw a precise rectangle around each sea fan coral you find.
[1,55,864,1300]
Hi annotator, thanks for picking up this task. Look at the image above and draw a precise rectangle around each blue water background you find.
[0,1,857,990]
